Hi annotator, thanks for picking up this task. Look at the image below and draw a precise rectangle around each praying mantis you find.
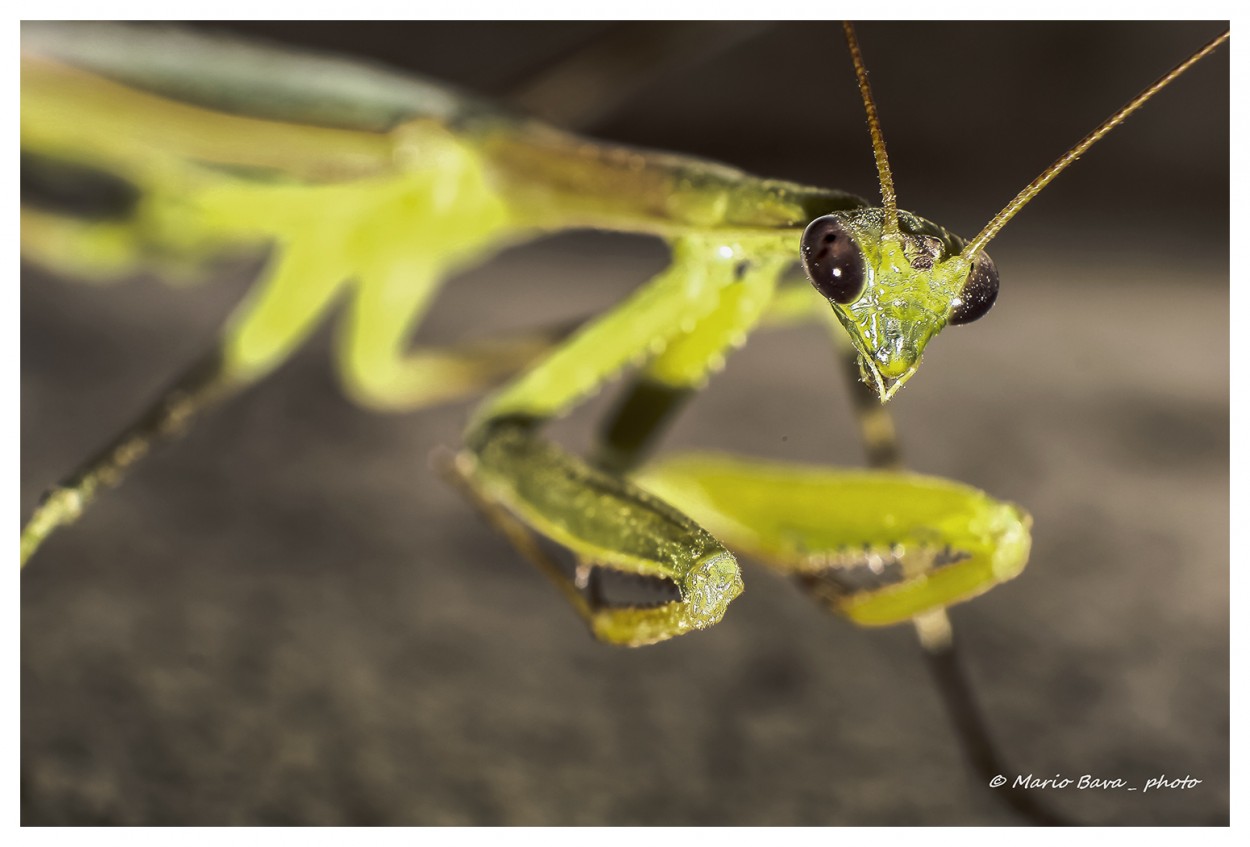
[20,21,1228,825]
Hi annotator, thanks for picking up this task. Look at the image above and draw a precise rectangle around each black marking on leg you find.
[581,563,682,611]
[795,544,971,605]
[466,413,545,452]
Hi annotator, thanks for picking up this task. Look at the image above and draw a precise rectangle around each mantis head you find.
[822,22,1226,402]
[800,207,997,400]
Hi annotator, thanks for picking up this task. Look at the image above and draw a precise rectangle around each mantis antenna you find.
[842,21,899,235]
[963,27,1230,259]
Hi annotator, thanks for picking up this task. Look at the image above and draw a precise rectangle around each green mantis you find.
[22,23,1230,824]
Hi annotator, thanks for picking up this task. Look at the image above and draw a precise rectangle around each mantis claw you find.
[449,424,743,647]
[635,453,1032,626]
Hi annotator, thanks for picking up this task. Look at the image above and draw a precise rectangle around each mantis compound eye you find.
[801,215,866,304]
[949,251,999,325]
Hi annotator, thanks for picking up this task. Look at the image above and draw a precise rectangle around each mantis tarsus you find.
[22,21,1230,829]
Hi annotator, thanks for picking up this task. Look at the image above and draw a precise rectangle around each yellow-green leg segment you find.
[21,231,349,567]
[452,235,792,646]
[20,218,565,567]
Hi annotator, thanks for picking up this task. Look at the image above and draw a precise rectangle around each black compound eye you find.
[801,215,866,304]
[949,251,999,325]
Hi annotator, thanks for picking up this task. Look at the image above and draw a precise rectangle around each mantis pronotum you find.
[22,21,1230,829]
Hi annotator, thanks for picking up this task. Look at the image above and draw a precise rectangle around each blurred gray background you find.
[21,22,1228,825]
